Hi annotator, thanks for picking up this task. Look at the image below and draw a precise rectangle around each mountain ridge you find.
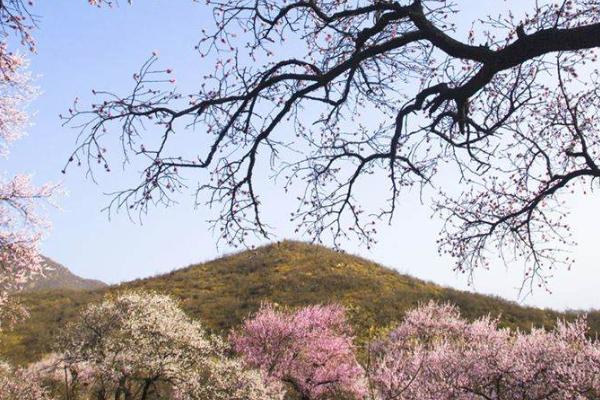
[20,257,106,292]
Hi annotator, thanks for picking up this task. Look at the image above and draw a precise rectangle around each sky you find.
[4,1,600,311]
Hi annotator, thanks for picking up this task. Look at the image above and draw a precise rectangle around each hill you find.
[19,257,106,292]
[1,241,599,365]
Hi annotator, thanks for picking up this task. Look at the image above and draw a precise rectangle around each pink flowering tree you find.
[0,361,52,400]
[0,4,60,400]
[369,301,600,400]
[0,2,57,327]
[231,303,366,400]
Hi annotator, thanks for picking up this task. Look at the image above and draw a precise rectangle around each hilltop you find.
[2,241,598,365]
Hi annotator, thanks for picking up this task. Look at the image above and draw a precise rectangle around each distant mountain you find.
[2,241,598,365]
[19,257,106,292]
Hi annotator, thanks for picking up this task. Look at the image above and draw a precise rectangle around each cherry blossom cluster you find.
[0,0,56,317]
[0,175,55,292]
[231,303,367,399]
[370,301,600,399]
[0,57,51,304]
[0,54,35,154]
[0,361,51,400]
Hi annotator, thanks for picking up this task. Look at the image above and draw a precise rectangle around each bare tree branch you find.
[65,0,600,288]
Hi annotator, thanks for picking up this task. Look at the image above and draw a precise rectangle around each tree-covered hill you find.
[2,241,598,365]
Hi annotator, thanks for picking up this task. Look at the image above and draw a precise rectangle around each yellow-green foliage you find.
[2,241,599,365]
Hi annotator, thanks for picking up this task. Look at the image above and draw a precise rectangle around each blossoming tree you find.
[231,303,366,399]
[0,1,58,334]
[0,3,66,400]
[54,292,282,400]
[0,361,51,400]
[370,301,600,399]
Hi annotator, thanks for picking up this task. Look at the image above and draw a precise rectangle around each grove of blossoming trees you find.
[370,301,600,399]
[62,0,600,288]
[19,292,600,400]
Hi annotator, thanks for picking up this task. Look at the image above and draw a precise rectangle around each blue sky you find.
[5,1,600,310]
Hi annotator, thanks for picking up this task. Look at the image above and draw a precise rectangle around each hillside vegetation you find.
[2,241,599,365]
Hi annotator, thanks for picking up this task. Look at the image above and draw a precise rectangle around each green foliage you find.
[1,241,598,365]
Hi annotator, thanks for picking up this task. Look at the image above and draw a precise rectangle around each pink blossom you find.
[231,303,366,399]
[370,301,600,399]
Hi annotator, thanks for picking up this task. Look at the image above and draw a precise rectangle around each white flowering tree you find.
[52,292,282,400]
